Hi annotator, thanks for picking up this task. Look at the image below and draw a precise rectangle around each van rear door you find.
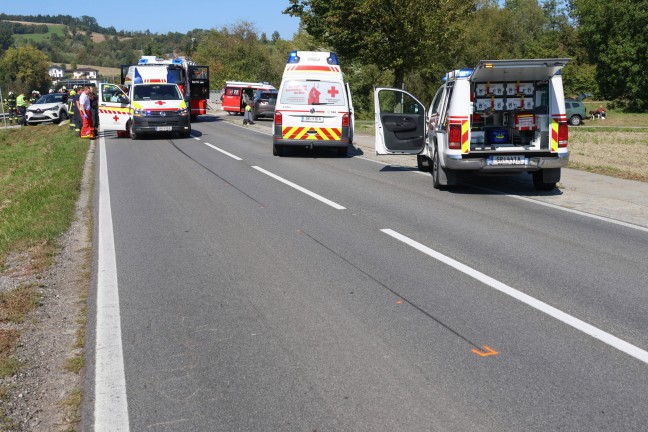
[470,59,569,82]
[374,88,426,155]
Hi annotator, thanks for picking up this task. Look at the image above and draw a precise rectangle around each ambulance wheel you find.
[273,144,283,156]
[532,170,557,191]
[128,121,138,140]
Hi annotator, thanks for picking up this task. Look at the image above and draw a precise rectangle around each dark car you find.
[252,89,278,120]
[565,98,587,126]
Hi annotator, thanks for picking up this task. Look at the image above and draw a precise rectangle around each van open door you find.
[98,83,130,132]
[374,88,426,155]
[346,82,355,144]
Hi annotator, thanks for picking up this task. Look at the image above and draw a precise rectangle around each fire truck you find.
[121,56,210,120]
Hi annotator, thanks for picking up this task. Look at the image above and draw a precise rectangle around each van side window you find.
[379,91,420,114]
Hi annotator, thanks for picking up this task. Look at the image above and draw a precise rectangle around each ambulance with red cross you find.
[273,51,354,157]
[374,59,570,190]
[98,65,191,139]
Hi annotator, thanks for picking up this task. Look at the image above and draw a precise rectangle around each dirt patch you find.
[0,141,94,431]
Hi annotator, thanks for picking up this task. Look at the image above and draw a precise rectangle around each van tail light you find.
[448,124,462,149]
[342,113,349,127]
[558,122,568,148]
[274,111,282,126]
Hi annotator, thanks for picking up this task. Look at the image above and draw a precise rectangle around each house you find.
[72,67,99,79]
[48,65,66,79]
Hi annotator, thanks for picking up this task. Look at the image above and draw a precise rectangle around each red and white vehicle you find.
[121,56,209,120]
[221,81,276,115]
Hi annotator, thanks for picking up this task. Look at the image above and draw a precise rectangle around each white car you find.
[26,93,69,125]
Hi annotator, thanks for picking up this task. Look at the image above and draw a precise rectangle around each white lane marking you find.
[204,142,243,161]
[472,185,648,233]
[252,166,346,210]
[381,228,648,365]
[96,137,130,430]
[193,136,201,141]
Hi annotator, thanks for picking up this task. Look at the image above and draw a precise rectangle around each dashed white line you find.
[204,142,243,160]
[252,166,346,210]
[96,136,130,431]
[381,228,648,365]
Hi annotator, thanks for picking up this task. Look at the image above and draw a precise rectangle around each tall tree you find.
[0,45,51,94]
[571,0,648,111]
[285,0,475,88]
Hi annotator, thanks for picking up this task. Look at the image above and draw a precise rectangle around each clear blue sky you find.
[2,0,301,39]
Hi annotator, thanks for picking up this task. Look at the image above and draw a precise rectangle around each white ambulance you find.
[273,51,354,157]
[98,65,191,139]
[374,59,570,190]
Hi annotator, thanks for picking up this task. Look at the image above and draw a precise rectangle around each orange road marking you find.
[472,345,499,357]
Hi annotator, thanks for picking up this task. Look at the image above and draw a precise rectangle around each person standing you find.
[6,91,17,125]
[73,86,82,135]
[16,91,28,126]
[89,87,99,135]
[79,86,94,139]
[67,89,77,131]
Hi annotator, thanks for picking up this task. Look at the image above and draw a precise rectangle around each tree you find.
[0,45,51,94]
[0,23,14,52]
[271,31,281,43]
[285,0,475,88]
[571,0,648,111]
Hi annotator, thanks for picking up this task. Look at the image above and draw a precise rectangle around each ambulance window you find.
[430,85,445,115]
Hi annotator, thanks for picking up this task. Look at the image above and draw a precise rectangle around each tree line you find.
[1,1,646,114]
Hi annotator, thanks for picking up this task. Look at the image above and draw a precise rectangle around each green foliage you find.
[0,46,51,94]
[571,0,648,111]
[286,0,475,88]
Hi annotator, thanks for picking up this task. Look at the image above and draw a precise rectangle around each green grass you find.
[0,126,89,268]
[13,24,66,44]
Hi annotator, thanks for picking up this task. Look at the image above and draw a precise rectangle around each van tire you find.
[417,155,431,172]
[273,144,283,156]
[128,121,137,140]
[432,148,446,190]
[532,170,557,191]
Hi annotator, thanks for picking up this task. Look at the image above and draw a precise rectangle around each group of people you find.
[3,85,98,137]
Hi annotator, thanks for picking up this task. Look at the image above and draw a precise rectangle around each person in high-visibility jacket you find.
[6,91,17,125]
[68,89,77,131]
[16,92,28,126]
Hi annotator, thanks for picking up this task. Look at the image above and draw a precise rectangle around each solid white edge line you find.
[252,166,346,210]
[472,185,648,233]
[95,136,130,431]
[204,142,243,161]
[381,228,648,365]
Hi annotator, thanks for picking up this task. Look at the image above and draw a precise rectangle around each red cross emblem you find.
[328,86,339,98]
[112,115,119,122]
[155,100,166,106]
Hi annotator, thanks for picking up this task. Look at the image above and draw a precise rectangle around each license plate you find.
[302,116,323,123]
[488,155,528,165]
[155,126,172,131]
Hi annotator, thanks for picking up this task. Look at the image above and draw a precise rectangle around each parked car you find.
[252,89,278,120]
[26,93,69,125]
[565,98,587,126]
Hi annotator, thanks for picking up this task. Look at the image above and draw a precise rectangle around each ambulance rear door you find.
[98,83,130,131]
[374,88,426,155]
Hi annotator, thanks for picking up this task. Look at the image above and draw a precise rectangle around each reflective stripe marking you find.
[282,126,342,141]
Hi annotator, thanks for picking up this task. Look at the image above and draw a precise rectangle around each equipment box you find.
[475,82,505,97]
[475,97,506,111]
[505,82,535,96]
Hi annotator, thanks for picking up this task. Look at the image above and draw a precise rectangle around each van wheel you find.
[532,170,556,191]
[417,155,431,172]
[128,121,137,140]
[432,149,444,189]
[273,144,283,156]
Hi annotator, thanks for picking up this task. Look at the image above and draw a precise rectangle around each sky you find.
[1,0,301,39]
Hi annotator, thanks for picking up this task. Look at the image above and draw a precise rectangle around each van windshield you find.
[280,80,345,106]
[133,84,182,101]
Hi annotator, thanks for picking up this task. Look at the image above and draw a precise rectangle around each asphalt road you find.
[87,114,648,431]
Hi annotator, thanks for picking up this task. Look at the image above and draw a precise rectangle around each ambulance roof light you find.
[172,58,183,65]
[327,53,339,65]
[457,68,474,78]
[287,51,300,64]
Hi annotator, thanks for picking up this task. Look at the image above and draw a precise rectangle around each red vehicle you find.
[221,81,276,115]
[122,56,209,121]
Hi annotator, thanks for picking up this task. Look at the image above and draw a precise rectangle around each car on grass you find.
[565,98,587,126]
[26,93,69,125]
